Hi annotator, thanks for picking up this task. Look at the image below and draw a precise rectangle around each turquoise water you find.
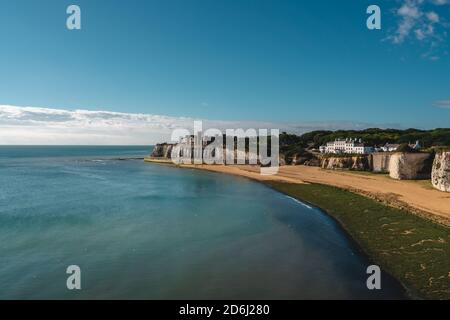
[0,146,406,299]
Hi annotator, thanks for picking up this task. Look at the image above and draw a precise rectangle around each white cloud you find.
[391,0,424,44]
[0,105,196,145]
[435,100,450,108]
[0,104,397,145]
[388,0,449,57]
[431,0,450,5]
[426,11,440,23]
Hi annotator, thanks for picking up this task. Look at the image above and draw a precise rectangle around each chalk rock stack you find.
[388,153,433,180]
[431,151,450,192]
[150,143,174,158]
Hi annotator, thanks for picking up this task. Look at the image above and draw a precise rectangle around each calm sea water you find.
[0,146,407,299]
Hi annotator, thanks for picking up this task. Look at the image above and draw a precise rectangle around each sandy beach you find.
[181,164,450,226]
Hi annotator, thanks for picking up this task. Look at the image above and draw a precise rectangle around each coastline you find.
[178,164,450,227]
[267,182,450,300]
[144,160,450,300]
[265,183,416,300]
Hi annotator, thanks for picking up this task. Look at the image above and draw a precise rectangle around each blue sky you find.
[0,0,449,144]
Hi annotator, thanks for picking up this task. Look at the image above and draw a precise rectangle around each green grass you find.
[267,181,450,300]
[427,146,450,153]
[412,179,435,190]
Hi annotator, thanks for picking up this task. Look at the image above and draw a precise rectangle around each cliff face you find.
[150,143,174,158]
[303,157,321,167]
[431,152,450,192]
[388,153,433,180]
[372,153,392,173]
[292,153,319,166]
[321,155,371,171]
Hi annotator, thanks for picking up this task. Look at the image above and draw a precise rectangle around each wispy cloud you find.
[388,0,449,59]
[431,0,450,5]
[434,100,450,108]
[0,104,399,145]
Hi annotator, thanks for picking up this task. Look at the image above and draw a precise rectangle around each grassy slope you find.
[267,181,450,300]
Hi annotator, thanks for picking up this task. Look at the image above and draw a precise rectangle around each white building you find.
[380,141,421,152]
[319,138,374,155]
[380,143,400,152]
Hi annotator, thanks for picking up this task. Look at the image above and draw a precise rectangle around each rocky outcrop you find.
[431,152,450,192]
[321,155,371,171]
[303,157,321,167]
[279,155,286,166]
[372,153,392,173]
[388,153,433,180]
[291,153,316,166]
[150,143,174,158]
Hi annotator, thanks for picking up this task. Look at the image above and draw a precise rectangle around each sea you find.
[0,146,407,299]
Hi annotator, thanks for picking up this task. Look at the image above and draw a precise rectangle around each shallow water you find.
[0,146,407,299]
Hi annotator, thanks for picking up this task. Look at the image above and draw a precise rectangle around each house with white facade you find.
[319,138,374,154]
[380,143,400,152]
[380,141,421,152]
